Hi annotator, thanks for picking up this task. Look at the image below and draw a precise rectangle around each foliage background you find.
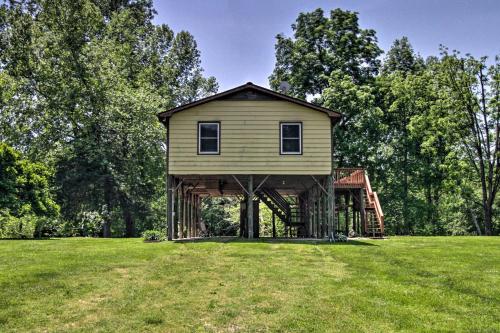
[0,3,498,237]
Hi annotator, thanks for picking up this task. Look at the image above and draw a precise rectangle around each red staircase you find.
[363,174,384,238]
[334,168,384,238]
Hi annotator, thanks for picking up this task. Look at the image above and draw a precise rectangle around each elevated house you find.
[157,82,384,240]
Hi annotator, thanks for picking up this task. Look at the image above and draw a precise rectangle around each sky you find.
[153,0,500,91]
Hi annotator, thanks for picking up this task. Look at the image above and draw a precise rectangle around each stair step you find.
[255,189,291,225]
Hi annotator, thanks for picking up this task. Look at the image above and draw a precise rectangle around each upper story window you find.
[198,122,220,154]
[280,122,302,155]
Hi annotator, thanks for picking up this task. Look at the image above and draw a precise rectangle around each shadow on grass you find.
[173,237,377,246]
[0,237,62,241]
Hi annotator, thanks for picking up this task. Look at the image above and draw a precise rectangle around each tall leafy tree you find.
[377,46,499,235]
[378,69,442,234]
[429,51,499,235]
[269,8,382,99]
[322,70,384,168]
[381,37,424,75]
[376,39,425,233]
[0,0,217,237]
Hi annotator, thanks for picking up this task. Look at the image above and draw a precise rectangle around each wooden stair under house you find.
[254,187,303,235]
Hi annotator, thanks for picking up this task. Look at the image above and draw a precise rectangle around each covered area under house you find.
[166,169,384,240]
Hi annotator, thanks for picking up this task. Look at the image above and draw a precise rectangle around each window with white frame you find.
[280,122,302,154]
[198,122,220,154]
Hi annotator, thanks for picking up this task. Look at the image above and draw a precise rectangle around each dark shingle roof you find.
[157,82,342,123]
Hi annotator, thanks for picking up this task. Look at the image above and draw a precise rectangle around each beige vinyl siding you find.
[169,100,332,174]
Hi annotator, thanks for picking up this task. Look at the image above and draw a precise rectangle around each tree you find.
[382,37,424,75]
[379,69,449,234]
[270,10,498,236]
[269,8,382,99]
[322,70,383,168]
[0,0,217,237]
[0,142,59,218]
[431,50,499,235]
[0,142,59,238]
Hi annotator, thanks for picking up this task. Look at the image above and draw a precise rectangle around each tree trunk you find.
[426,184,432,225]
[403,123,410,234]
[484,203,493,236]
[469,208,482,236]
[102,222,111,238]
[120,194,135,237]
[124,212,134,237]
[103,176,113,238]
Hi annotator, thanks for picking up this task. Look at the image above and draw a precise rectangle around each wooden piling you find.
[186,192,191,238]
[315,192,320,238]
[190,193,195,237]
[177,185,182,239]
[247,175,254,239]
[272,212,276,238]
[306,190,313,237]
[192,194,196,238]
[167,176,173,241]
[171,178,177,240]
[327,174,334,239]
[182,187,187,238]
[359,188,366,236]
[345,193,350,236]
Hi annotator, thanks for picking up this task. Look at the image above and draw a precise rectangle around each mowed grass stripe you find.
[0,237,498,332]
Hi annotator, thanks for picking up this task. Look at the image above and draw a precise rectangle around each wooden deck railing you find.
[333,168,365,188]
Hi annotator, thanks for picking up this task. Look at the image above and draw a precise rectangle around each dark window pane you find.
[200,138,218,153]
[200,123,218,138]
[282,138,300,153]
[282,124,300,138]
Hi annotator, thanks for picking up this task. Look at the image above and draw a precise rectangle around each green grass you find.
[0,237,499,332]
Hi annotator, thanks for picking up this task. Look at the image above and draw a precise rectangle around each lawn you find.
[0,237,499,332]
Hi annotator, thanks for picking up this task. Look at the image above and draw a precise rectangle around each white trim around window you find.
[198,122,220,155]
[280,122,302,155]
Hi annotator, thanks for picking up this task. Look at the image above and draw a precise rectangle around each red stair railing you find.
[363,173,384,235]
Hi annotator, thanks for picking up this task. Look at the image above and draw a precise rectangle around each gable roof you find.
[157,82,342,123]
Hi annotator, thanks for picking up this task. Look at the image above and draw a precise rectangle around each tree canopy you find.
[0,0,217,237]
[270,8,499,235]
[269,8,382,99]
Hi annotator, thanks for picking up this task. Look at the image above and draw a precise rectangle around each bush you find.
[78,211,105,237]
[142,230,165,241]
[0,209,36,238]
[0,143,60,238]
[335,233,348,242]
[0,143,59,219]
[34,216,61,238]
